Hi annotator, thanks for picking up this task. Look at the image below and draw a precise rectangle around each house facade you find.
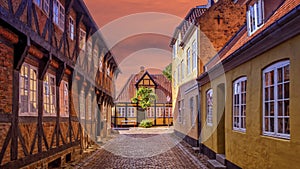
[170,0,246,147]
[0,0,118,168]
[113,68,172,127]
[198,0,300,168]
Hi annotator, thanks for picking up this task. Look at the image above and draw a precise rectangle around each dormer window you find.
[247,0,264,35]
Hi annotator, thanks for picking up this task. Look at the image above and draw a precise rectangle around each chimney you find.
[140,66,145,73]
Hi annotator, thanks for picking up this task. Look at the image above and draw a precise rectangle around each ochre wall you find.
[200,34,300,168]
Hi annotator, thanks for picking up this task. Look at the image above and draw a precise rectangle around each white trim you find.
[53,0,65,30]
[19,63,38,116]
[232,77,247,132]
[69,17,75,40]
[43,73,56,116]
[206,89,213,126]
[262,60,290,139]
[247,0,264,36]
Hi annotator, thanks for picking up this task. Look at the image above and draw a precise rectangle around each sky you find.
[83,0,207,96]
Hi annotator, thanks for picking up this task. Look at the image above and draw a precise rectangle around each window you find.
[118,107,126,117]
[165,107,172,117]
[173,42,177,59]
[43,0,49,15]
[206,89,213,126]
[127,107,135,117]
[177,65,180,84]
[233,77,247,132]
[53,0,65,30]
[79,29,86,51]
[192,40,197,70]
[247,0,264,35]
[33,0,42,7]
[93,48,99,76]
[147,107,154,117]
[19,63,38,116]
[60,81,69,117]
[190,97,195,126]
[178,100,182,123]
[187,48,191,74]
[156,107,164,117]
[44,73,56,116]
[69,17,74,40]
[79,90,85,119]
[263,60,290,139]
[87,94,92,120]
[181,60,184,80]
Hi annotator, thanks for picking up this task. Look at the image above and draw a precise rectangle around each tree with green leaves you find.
[131,87,157,110]
[163,63,172,81]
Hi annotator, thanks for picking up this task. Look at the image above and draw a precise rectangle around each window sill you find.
[232,129,246,134]
[262,133,290,140]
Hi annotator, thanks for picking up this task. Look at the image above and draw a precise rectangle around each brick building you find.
[0,0,118,168]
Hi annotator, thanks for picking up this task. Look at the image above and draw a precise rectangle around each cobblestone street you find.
[75,127,208,169]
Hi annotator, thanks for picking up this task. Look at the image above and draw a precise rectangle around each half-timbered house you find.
[0,0,118,168]
[113,67,172,128]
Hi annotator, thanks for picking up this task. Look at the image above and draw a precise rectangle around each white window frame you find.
[263,60,290,139]
[43,73,56,116]
[233,77,247,132]
[247,0,264,35]
[178,100,182,123]
[60,80,69,117]
[53,0,65,30]
[206,89,213,126]
[117,107,126,117]
[79,29,86,51]
[69,17,74,40]
[19,63,38,116]
[192,40,197,70]
[127,107,135,117]
[87,93,92,120]
[187,48,191,75]
[43,0,49,15]
[181,60,184,80]
[190,97,195,126]
[177,65,180,84]
[146,107,154,118]
[33,0,42,8]
[79,90,85,119]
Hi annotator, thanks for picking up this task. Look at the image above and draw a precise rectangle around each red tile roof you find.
[116,70,172,103]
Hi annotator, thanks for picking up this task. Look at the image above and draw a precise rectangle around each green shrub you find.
[139,119,153,128]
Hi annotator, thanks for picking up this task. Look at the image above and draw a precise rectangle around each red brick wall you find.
[0,42,13,114]
[199,0,246,63]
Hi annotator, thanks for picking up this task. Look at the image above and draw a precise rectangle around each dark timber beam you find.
[66,0,75,14]
[37,54,51,153]
[57,62,67,86]
[14,35,30,70]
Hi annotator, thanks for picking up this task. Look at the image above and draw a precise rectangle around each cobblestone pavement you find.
[73,127,209,169]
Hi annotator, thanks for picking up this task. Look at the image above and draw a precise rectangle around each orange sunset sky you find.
[83,0,207,96]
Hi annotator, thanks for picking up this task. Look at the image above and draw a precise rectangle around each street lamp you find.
[166,95,171,127]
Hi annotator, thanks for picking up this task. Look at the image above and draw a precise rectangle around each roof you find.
[116,70,172,103]
[170,7,207,46]
[205,0,300,70]
[198,0,300,84]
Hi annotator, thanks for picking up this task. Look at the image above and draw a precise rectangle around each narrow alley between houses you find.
[72,127,208,169]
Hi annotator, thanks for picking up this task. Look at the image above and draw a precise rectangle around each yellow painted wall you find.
[200,35,300,168]
[172,28,201,141]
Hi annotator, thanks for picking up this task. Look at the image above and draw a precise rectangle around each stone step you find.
[216,154,226,165]
[207,160,226,169]
[192,147,200,153]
